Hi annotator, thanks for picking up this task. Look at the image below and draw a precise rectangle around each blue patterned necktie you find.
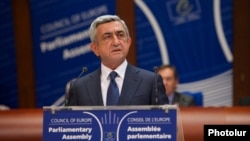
[107,71,119,105]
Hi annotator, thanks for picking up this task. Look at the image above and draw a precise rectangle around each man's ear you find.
[175,79,179,86]
[90,42,99,56]
[127,36,132,48]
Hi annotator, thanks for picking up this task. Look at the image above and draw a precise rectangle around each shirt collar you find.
[168,93,175,103]
[101,60,127,80]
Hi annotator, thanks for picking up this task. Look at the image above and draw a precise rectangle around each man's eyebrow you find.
[102,30,124,36]
[104,30,125,34]
[103,31,112,34]
[102,32,112,36]
[116,30,125,33]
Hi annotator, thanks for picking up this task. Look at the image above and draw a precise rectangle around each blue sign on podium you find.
[43,105,178,141]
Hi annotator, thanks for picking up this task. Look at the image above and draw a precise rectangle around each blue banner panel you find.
[0,0,18,108]
[43,106,177,141]
[29,0,116,107]
[135,0,233,106]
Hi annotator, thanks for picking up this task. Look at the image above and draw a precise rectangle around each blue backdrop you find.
[0,0,18,108]
[135,0,233,106]
[29,0,116,107]
[0,0,233,108]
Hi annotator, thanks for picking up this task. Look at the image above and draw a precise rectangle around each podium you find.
[42,105,184,141]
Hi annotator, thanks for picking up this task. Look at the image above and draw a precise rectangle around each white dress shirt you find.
[100,60,127,106]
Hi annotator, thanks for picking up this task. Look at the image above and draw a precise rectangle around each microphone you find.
[153,66,159,105]
[65,67,88,106]
[77,67,88,78]
[153,66,158,72]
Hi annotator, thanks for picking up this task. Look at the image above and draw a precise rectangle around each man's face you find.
[90,21,131,69]
[158,68,178,96]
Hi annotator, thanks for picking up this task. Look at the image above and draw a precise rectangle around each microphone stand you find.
[153,66,159,105]
[64,67,88,106]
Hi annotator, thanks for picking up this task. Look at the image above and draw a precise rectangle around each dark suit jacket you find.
[239,96,250,106]
[67,64,169,106]
[172,92,195,106]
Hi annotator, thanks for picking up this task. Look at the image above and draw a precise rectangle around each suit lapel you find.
[86,69,104,105]
[119,64,141,105]
[173,92,180,104]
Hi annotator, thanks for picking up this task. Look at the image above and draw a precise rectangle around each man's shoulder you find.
[176,92,194,100]
[127,64,155,75]
[175,92,195,106]
[77,69,100,82]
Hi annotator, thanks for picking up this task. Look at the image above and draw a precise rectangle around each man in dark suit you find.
[157,64,195,106]
[239,96,250,106]
[67,15,168,106]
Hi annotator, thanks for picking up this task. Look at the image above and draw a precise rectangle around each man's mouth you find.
[111,48,121,52]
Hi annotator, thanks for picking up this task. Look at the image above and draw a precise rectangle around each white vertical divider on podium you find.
[42,105,184,141]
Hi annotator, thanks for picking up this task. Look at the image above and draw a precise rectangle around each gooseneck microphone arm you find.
[153,66,159,105]
[77,67,88,78]
[65,67,88,106]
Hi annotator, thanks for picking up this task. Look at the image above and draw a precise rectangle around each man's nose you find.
[112,35,119,46]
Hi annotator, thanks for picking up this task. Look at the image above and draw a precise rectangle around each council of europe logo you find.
[104,132,116,141]
[166,0,201,25]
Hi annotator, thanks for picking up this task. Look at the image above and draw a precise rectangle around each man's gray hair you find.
[89,15,130,42]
